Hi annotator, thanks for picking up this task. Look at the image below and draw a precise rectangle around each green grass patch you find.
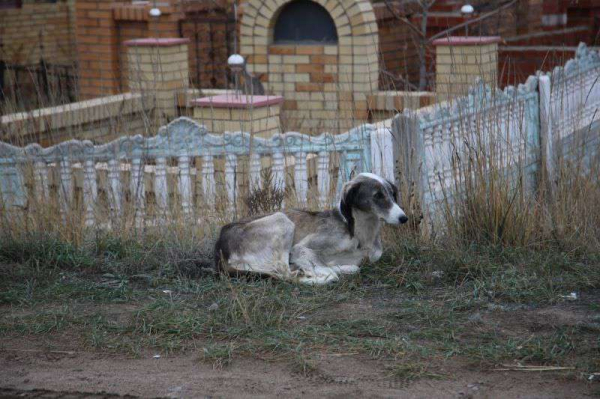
[0,232,599,379]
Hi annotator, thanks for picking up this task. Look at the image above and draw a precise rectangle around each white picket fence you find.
[393,43,600,224]
[0,117,394,227]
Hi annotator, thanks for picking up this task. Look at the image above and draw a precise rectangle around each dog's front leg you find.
[368,234,383,262]
[290,244,339,285]
[330,265,361,275]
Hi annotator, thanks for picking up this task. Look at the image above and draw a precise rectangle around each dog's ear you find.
[386,178,400,204]
[340,181,361,237]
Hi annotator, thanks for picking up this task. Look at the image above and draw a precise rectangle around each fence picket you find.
[249,152,261,192]
[178,155,192,218]
[294,152,307,205]
[107,158,122,218]
[224,154,237,211]
[154,157,168,215]
[59,158,73,219]
[0,161,25,209]
[34,160,49,202]
[131,157,145,227]
[201,155,215,206]
[83,159,97,227]
[317,151,330,207]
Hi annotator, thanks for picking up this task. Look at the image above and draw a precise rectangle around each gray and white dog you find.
[214,173,408,284]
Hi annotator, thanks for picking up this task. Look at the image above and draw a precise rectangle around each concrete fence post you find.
[370,125,395,182]
[538,73,555,197]
[391,111,427,226]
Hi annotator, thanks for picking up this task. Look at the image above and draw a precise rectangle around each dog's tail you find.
[213,231,228,272]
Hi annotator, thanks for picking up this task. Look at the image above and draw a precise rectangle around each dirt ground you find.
[0,345,596,398]
[2,298,599,399]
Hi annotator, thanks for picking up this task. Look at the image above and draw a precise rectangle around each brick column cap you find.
[124,38,190,47]
[432,36,502,46]
[191,94,284,109]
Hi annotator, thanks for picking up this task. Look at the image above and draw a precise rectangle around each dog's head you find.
[339,173,408,236]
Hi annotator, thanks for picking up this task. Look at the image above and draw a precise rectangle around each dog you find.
[214,173,408,284]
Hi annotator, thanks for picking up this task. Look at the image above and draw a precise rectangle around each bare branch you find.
[381,69,419,91]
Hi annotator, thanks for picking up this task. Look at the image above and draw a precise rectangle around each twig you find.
[494,365,575,371]
[327,352,359,357]
[381,70,419,91]
[0,348,77,355]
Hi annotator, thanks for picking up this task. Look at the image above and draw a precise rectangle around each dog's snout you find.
[399,215,408,224]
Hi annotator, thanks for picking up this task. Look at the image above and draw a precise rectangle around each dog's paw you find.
[298,266,339,285]
[332,265,360,275]
[298,273,339,285]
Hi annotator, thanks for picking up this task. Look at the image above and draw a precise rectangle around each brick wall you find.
[263,44,347,133]
[375,4,421,90]
[0,1,75,65]
[499,47,577,86]
[75,0,121,100]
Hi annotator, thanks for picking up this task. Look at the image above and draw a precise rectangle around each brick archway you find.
[239,0,380,133]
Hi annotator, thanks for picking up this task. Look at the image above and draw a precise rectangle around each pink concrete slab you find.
[124,38,191,47]
[432,36,502,46]
[191,94,284,109]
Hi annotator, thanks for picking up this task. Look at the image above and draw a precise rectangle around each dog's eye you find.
[374,191,384,200]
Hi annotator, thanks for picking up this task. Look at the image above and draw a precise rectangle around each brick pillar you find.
[433,36,500,102]
[125,38,190,122]
[75,0,120,99]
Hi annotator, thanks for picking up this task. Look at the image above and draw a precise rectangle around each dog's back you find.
[213,212,295,276]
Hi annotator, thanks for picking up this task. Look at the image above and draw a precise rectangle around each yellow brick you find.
[324,45,338,55]
[284,73,310,83]
[338,25,351,36]
[269,64,284,73]
[339,45,352,55]
[268,55,282,64]
[283,55,310,64]
[306,101,324,110]
[330,4,344,19]
[310,92,325,101]
[254,37,268,46]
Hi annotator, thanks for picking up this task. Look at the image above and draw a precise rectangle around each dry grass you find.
[439,131,600,252]
[1,44,599,256]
